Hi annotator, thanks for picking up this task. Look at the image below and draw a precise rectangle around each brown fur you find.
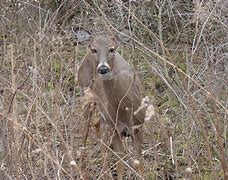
[77,35,145,179]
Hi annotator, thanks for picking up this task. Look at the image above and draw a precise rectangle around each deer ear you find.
[77,53,94,88]
[110,36,118,50]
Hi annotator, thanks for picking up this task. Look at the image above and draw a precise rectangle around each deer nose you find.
[97,65,110,74]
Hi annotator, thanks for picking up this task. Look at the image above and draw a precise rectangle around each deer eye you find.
[109,47,115,53]
[91,48,97,53]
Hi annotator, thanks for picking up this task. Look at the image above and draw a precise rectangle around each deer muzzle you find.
[97,62,110,75]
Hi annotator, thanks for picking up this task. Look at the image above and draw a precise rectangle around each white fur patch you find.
[97,62,113,80]
[97,62,110,70]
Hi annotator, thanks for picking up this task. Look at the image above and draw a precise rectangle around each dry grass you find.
[0,0,227,179]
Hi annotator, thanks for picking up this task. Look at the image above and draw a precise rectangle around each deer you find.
[77,35,146,179]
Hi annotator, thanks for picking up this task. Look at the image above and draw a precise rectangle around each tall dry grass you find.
[0,0,227,179]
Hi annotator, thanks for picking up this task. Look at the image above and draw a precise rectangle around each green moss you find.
[147,172,157,179]
[47,81,54,91]
[172,51,187,73]
[202,171,213,180]
[76,47,87,60]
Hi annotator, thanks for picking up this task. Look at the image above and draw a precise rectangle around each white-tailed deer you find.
[77,35,145,179]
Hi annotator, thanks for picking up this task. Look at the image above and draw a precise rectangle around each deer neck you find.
[101,76,118,100]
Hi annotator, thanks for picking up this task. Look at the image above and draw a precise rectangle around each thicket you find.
[0,0,227,179]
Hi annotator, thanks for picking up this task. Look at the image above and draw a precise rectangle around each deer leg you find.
[132,126,144,178]
[81,102,95,146]
[112,132,125,180]
[99,116,110,180]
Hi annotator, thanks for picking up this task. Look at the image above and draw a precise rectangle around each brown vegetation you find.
[0,0,227,179]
